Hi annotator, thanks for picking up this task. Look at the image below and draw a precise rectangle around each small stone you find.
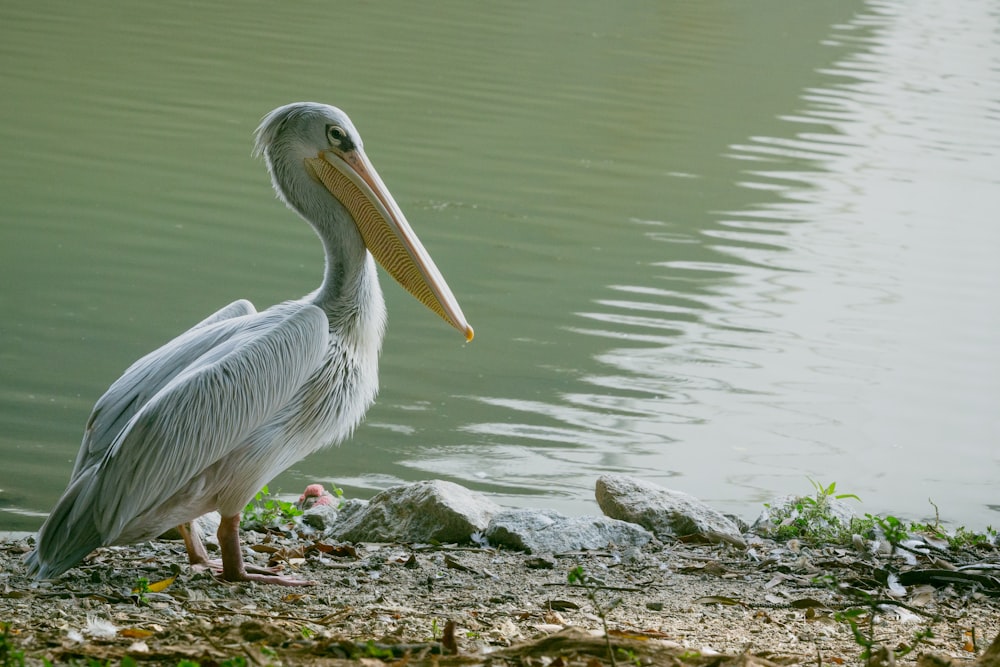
[301,503,339,531]
[546,599,580,611]
[525,556,556,570]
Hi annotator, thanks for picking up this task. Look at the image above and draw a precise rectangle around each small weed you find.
[362,640,394,659]
[617,647,642,666]
[863,501,996,551]
[951,525,996,547]
[1,623,26,667]
[241,484,304,528]
[817,574,938,666]
[764,479,861,543]
[869,513,909,545]
[331,485,345,509]
[804,478,861,505]
[131,576,151,605]
[569,565,620,667]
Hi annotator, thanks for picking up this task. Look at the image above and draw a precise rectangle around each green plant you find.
[869,513,909,545]
[0,623,26,667]
[568,565,620,667]
[132,576,151,605]
[835,606,877,663]
[241,484,303,527]
[362,640,394,660]
[617,647,642,666]
[869,500,996,550]
[817,573,937,666]
[764,479,861,543]
[805,478,861,505]
[331,485,345,509]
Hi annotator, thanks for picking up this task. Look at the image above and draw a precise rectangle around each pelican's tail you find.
[25,474,104,580]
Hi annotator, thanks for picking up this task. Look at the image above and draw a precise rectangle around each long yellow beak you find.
[305,151,473,342]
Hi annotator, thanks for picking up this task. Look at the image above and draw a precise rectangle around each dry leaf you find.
[312,542,359,558]
[694,595,744,606]
[547,600,580,612]
[251,544,279,554]
[444,554,475,573]
[146,576,176,593]
[119,628,154,639]
[543,609,565,625]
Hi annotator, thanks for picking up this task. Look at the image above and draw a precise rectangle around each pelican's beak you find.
[305,150,473,342]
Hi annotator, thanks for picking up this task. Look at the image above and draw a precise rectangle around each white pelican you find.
[26,102,473,585]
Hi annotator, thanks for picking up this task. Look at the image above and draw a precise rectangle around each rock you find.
[485,508,653,553]
[595,475,746,547]
[329,480,499,544]
[301,503,340,531]
[525,556,556,570]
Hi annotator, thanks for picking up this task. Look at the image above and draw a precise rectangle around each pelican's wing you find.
[71,299,257,480]
[29,304,328,580]
[79,304,330,542]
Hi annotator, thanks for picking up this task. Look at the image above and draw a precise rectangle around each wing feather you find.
[69,305,328,543]
[72,300,257,479]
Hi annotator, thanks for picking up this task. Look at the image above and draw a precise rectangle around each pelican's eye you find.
[326,125,348,146]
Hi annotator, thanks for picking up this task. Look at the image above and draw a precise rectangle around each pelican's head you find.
[254,102,473,342]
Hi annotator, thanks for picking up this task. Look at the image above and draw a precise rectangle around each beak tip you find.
[464,325,474,343]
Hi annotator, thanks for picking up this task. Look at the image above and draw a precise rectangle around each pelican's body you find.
[27,103,471,584]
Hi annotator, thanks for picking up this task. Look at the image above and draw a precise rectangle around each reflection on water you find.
[405,0,1000,523]
[1,0,997,531]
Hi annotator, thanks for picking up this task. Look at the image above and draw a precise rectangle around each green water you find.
[2,0,998,532]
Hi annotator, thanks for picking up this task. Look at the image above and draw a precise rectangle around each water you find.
[1,0,998,533]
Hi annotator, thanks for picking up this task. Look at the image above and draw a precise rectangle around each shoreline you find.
[3,476,999,666]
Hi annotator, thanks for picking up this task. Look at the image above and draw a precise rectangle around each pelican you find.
[26,102,473,585]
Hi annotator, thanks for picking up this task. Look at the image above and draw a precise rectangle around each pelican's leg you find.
[178,521,211,566]
[217,514,313,586]
[178,520,284,577]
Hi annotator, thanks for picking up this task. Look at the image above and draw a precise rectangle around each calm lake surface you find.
[2,0,998,533]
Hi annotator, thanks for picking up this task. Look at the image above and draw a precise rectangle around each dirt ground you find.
[1,528,998,666]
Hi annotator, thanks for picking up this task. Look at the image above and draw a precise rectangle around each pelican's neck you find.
[263,146,387,345]
[311,226,387,345]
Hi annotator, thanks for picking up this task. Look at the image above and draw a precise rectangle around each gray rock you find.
[333,497,369,525]
[485,508,653,554]
[301,503,340,531]
[595,475,746,547]
[329,480,499,544]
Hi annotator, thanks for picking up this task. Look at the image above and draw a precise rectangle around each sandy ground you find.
[1,527,998,666]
